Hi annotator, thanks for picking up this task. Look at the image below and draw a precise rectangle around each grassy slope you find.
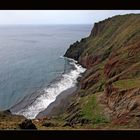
[34,14,140,129]
[113,78,140,90]
[63,14,140,129]
[0,111,25,129]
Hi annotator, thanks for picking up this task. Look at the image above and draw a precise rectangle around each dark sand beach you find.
[36,86,77,118]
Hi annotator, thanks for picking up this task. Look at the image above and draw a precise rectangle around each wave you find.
[13,57,86,119]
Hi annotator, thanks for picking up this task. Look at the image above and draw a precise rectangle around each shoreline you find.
[36,58,85,119]
[10,57,85,119]
[10,83,78,120]
[36,86,77,119]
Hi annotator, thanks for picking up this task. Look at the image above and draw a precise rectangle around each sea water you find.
[0,25,92,119]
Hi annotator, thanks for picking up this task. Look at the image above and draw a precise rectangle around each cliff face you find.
[1,14,140,130]
[64,14,140,128]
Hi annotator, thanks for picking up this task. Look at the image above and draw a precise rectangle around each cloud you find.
[0,10,139,25]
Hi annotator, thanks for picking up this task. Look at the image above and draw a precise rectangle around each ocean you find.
[0,25,92,119]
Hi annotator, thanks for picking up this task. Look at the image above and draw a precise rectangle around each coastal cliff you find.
[63,14,140,128]
[1,14,140,129]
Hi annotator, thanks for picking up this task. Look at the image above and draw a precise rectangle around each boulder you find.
[19,119,37,129]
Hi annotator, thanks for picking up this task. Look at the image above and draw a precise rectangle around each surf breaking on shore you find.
[12,57,86,119]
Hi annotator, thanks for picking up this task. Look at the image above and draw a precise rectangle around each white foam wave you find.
[14,57,86,119]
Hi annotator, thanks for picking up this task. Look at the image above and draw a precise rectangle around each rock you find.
[129,101,138,111]
[62,122,71,127]
[19,119,37,129]
[80,118,90,125]
[3,109,11,115]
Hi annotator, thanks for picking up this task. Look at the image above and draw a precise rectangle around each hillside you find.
[63,13,140,129]
[0,14,140,129]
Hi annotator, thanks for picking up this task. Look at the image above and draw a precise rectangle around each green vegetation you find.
[82,14,140,56]
[0,111,25,129]
[35,14,140,129]
[80,93,109,125]
[113,78,140,90]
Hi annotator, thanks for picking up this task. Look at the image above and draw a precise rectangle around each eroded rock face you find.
[64,14,140,128]
[81,71,100,89]
[102,88,140,125]
[90,21,107,37]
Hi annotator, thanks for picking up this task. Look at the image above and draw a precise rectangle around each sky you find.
[0,10,139,25]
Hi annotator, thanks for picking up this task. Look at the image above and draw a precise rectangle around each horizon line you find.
[0,23,93,25]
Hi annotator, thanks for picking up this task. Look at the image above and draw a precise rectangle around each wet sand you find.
[36,86,77,118]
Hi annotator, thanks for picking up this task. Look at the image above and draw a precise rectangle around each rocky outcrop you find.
[19,119,37,129]
[100,87,140,126]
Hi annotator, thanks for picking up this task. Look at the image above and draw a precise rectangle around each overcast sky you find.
[0,10,139,25]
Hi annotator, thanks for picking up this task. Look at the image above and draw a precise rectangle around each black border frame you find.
[0,0,140,139]
[1,130,140,139]
[0,0,140,9]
